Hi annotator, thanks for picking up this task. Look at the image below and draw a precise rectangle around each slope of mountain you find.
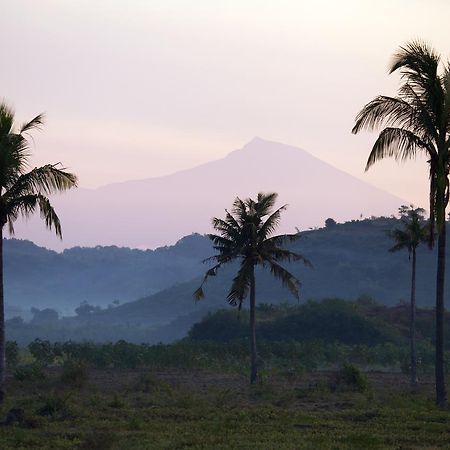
[70,218,443,327]
[4,233,212,317]
[8,218,449,344]
[12,137,405,251]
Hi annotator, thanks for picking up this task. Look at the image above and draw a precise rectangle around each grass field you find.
[1,366,449,449]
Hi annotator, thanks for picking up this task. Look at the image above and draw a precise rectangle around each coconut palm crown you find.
[194,192,310,306]
[389,205,429,257]
[352,40,450,241]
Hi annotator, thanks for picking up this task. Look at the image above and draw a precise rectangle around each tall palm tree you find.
[352,40,450,406]
[194,192,311,384]
[389,205,428,388]
[0,102,77,402]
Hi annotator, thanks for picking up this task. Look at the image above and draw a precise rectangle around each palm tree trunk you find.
[435,218,447,407]
[410,247,418,389]
[0,227,5,403]
[249,266,257,384]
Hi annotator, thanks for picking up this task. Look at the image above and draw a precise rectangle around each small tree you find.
[194,192,311,383]
[389,205,428,388]
[75,301,102,316]
[325,218,337,228]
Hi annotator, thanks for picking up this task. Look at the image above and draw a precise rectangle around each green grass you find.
[1,367,449,449]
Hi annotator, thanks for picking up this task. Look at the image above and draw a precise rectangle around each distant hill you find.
[6,217,450,342]
[4,233,212,317]
[12,137,404,250]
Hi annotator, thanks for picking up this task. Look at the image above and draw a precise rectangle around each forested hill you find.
[4,233,212,317]
[5,216,450,325]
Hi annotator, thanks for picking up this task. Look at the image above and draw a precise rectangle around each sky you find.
[2,0,450,211]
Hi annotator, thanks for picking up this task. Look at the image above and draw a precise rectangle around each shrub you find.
[80,430,116,449]
[60,359,88,388]
[28,339,56,366]
[331,363,368,392]
[36,393,71,419]
[6,341,19,367]
[108,394,125,409]
[13,364,46,382]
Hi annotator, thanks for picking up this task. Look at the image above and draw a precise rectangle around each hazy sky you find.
[2,0,450,210]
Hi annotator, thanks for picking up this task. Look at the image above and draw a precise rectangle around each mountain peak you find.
[242,136,280,150]
[230,137,311,161]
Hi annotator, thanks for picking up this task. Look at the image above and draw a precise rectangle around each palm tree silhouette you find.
[0,102,77,402]
[194,192,311,384]
[389,205,428,388]
[352,41,450,407]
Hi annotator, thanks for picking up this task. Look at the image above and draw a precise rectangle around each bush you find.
[60,359,88,388]
[331,363,368,392]
[6,341,19,367]
[36,393,71,419]
[28,339,57,366]
[13,364,46,382]
[80,430,116,449]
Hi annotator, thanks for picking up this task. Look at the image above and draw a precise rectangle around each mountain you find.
[12,137,404,251]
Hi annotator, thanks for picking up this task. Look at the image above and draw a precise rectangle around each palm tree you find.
[352,40,450,406]
[389,205,428,388]
[0,102,77,402]
[194,192,311,384]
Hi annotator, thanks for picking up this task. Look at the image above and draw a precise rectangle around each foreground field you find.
[0,367,449,449]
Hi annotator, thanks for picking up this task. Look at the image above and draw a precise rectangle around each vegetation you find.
[6,216,450,330]
[0,322,450,448]
[0,102,77,402]
[353,40,450,407]
[389,205,429,387]
[194,192,310,383]
[1,364,450,449]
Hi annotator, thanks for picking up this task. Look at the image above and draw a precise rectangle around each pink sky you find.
[2,0,450,210]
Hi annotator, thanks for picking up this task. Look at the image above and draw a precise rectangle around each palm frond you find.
[352,96,415,134]
[398,83,439,141]
[193,263,222,301]
[365,127,431,170]
[389,229,410,253]
[255,192,278,217]
[20,113,45,134]
[5,193,62,237]
[390,40,440,84]
[258,204,287,241]
[0,102,15,136]
[260,245,312,267]
[226,259,253,308]
[265,258,300,299]
[232,197,247,224]
[264,233,301,247]
[4,164,77,199]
